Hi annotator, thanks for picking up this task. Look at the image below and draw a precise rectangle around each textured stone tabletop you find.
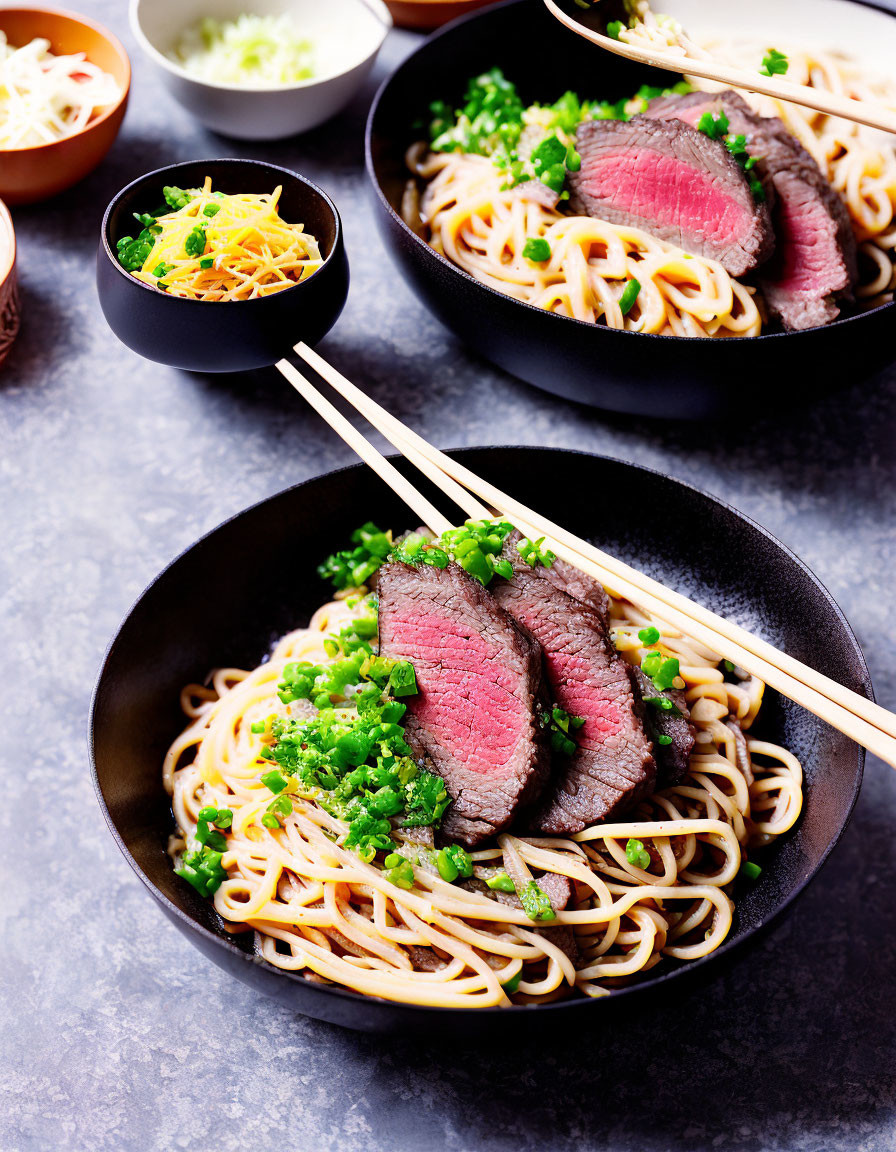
[2,6,895,1151]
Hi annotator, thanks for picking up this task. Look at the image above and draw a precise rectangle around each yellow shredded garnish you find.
[132,176,323,301]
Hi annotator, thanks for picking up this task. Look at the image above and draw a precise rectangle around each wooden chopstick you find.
[275,359,455,538]
[542,0,896,135]
[290,342,896,769]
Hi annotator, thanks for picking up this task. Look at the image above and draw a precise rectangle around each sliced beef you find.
[569,114,775,275]
[628,665,695,786]
[540,550,612,620]
[647,89,857,329]
[505,528,612,627]
[377,559,551,847]
[492,541,655,835]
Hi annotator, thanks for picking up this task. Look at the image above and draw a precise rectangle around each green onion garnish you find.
[619,278,641,316]
[760,48,789,77]
[518,880,556,922]
[501,970,522,994]
[522,237,551,262]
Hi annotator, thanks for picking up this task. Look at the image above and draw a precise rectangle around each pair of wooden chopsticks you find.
[542,0,896,136]
[275,345,896,769]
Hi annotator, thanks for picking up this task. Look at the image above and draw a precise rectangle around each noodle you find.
[164,584,803,1008]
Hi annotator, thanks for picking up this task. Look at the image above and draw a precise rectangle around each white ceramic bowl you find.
[130,0,391,140]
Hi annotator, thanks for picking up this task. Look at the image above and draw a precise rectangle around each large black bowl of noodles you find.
[90,448,871,1036]
[364,0,896,418]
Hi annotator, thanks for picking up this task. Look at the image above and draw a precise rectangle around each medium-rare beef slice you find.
[492,545,655,835]
[568,114,774,275]
[504,528,612,620]
[377,559,551,847]
[628,665,695,786]
[647,89,857,329]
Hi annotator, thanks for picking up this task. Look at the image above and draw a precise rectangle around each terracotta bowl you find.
[0,200,19,368]
[0,6,131,206]
[385,0,498,31]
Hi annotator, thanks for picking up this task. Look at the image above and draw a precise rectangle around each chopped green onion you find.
[740,860,762,880]
[606,20,624,39]
[175,843,227,896]
[319,522,392,590]
[501,970,522,994]
[250,720,266,734]
[544,706,585,756]
[625,838,651,869]
[163,185,194,210]
[486,872,516,893]
[203,202,221,217]
[436,848,459,883]
[643,696,683,716]
[619,278,641,316]
[199,256,214,269]
[651,656,680,691]
[656,734,672,746]
[438,844,473,881]
[385,857,415,889]
[638,626,660,645]
[517,880,556,922]
[261,812,281,829]
[516,535,555,569]
[760,48,789,77]
[697,110,730,140]
[261,769,288,794]
[184,225,207,258]
[522,237,551,262]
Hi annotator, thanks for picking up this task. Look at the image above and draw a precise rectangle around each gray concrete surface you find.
[1,7,894,1151]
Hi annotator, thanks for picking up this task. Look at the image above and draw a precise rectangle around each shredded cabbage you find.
[0,33,121,149]
[170,15,315,87]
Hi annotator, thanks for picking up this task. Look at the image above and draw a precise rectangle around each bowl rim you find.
[98,157,343,307]
[88,446,871,1021]
[0,199,15,286]
[128,0,392,94]
[0,4,131,155]
[364,0,896,346]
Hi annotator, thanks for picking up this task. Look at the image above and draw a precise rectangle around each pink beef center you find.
[766,192,843,294]
[545,651,622,748]
[582,149,752,245]
[386,613,527,776]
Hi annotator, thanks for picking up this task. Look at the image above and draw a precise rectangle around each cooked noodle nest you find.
[164,588,803,1008]
[411,152,761,337]
[405,39,896,334]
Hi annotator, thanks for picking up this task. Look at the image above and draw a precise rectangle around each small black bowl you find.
[97,158,350,373]
[365,0,896,418]
[90,448,870,1036]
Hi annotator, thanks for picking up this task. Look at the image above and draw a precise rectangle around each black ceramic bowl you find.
[90,448,870,1036]
[97,159,349,373]
[365,0,896,418]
